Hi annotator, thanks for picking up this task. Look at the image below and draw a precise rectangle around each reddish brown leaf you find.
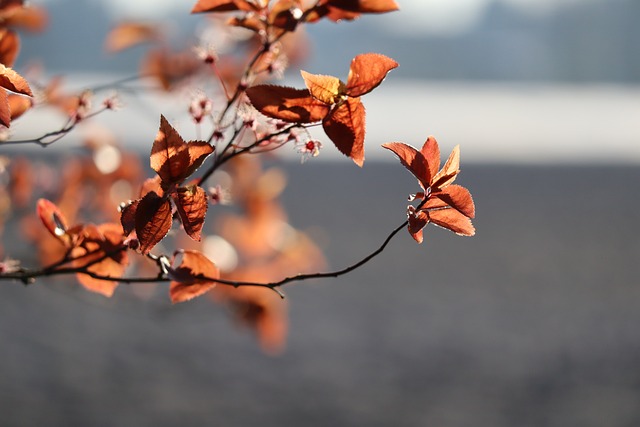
[269,0,302,31]
[420,136,441,182]
[0,64,32,96]
[36,198,72,247]
[433,185,475,219]
[322,98,366,166]
[323,0,399,14]
[119,199,139,236]
[381,142,431,189]
[104,22,159,53]
[169,250,219,303]
[135,191,173,254]
[431,145,460,190]
[428,208,475,236]
[0,28,19,67]
[300,71,344,105]
[1,4,47,32]
[345,53,398,97]
[191,0,258,13]
[408,209,429,244]
[246,85,330,123]
[150,115,213,186]
[173,185,208,241]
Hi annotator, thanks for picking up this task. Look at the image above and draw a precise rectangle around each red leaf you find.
[246,85,330,123]
[420,136,441,182]
[322,98,366,166]
[173,185,208,241]
[150,115,213,186]
[0,89,9,128]
[36,198,72,247]
[428,208,475,236]
[408,209,429,244]
[135,191,173,254]
[119,199,139,237]
[169,250,219,303]
[432,185,475,219]
[0,64,32,96]
[191,0,258,13]
[300,71,344,105]
[345,53,398,97]
[381,142,431,189]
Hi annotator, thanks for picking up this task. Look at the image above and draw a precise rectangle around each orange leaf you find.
[135,191,173,254]
[8,93,31,120]
[322,98,366,166]
[323,0,399,14]
[1,4,47,32]
[433,185,475,219]
[431,145,460,190]
[173,185,208,241]
[428,208,475,236]
[169,250,219,303]
[246,85,330,123]
[345,53,398,97]
[381,142,431,189]
[420,136,441,182]
[408,209,429,244]
[74,223,128,298]
[119,199,139,237]
[104,22,159,53]
[0,89,9,128]
[191,0,258,13]
[150,115,213,186]
[0,64,32,96]
[0,28,19,67]
[300,71,344,104]
[36,198,72,247]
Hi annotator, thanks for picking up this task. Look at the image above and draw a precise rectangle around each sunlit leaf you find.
[381,142,431,189]
[431,145,460,190]
[191,0,258,13]
[0,64,32,96]
[119,199,139,237]
[428,208,475,236]
[420,136,440,182]
[169,250,219,303]
[173,185,208,241]
[322,98,366,166]
[322,0,399,14]
[135,191,173,254]
[246,85,330,123]
[433,185,475,219]
[7,93,31,120]
[345,53,398,97]
[1,4,48,32]
[408,209,428,244]
[300,71,344,105]
[36,198,72,247]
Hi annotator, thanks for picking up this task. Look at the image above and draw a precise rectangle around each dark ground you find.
[1,162,640,427]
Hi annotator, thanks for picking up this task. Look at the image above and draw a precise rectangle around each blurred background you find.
[2,1,640,426]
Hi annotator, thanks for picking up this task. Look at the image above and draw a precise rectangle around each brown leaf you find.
[0,89,9,128]
[381,142,431,189]
[0,64,32,96]
[150,115,213,186]
[173,185,208,241]
[119,199,139,237]
[246,85,330,123]
[0,28,19,67]
[428,208,475,236]
[322,98,366,166]
[169,250,219,303]
[191,0,258,13]
[345,53,398,97]
[300,71,344,104]
[105,22,159,53]
[135,191,173,254]
[36,198,72,247]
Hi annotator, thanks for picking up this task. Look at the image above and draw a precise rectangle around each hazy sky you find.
[37,0,586,34]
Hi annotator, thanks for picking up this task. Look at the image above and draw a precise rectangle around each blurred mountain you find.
[17,0,640,83]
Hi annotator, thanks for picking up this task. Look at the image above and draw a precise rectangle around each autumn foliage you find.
[0,0,474,354]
